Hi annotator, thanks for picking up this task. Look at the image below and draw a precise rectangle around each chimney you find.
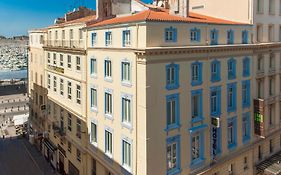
[96,0,131,20]
[169,0,189,17]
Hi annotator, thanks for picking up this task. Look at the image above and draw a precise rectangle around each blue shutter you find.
[173,28,177,42]
[197,29,201,42]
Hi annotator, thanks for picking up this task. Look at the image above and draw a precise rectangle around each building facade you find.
[28,0,281,175]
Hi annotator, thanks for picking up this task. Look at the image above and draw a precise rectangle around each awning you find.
[13,114,29,126]
[256,151,281,175]
[43,139,57,152]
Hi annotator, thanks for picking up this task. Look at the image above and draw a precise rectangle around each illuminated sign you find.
[212,127,218,157]
[48,65,64,74]
[211,117,220,128]
[254,99,265,137]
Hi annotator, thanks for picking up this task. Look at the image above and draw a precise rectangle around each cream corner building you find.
[28,0,281,175]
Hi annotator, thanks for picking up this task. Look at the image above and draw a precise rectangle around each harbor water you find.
[0,70,27,80]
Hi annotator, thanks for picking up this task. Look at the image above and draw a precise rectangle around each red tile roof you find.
[87,9,248,28]
[49,15,96,28]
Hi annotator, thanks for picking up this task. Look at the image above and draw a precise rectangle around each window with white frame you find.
[91,122,97,144]
[104,59,112,78]
[191,134,200,160]
[67,55,71,68]
[47,53,50,64]
[123,30,131,47]
[91,33,97,46]
[269,0,275,14]
[76,56,81,71]
[121,62,131,82]
[167,139,179,172]
[60,54,64,67]
[68,113,72,131]
[76,118,81,139]
[257,0,264,13]
[105,129,113,157]
[90,88,97,108]
[47,74,51,89]
[90,58,97,75]
[105,92,113,115]
[70,29,73,40]
[105,32,112,46]
[68,81,72,99]
[122,97,131,124]
[62,30,65,40]
[76,85,81,104]
[60,78,64,96]
[53,53,57,65]
[77,148,81,162]
[122,139,132,170]
[53,76,57,92]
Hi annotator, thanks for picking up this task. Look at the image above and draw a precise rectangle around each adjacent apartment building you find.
[28,0,281,175]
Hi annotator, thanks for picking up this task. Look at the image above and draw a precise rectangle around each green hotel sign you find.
[254,99,265,137]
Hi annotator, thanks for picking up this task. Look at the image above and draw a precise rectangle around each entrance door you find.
[59,152,65,174]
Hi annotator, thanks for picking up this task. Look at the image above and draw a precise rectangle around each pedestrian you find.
[2,135,4,139]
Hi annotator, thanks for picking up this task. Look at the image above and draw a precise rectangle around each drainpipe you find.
[135,23,139,175]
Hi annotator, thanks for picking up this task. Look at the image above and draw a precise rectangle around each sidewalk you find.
[21,138,59,175]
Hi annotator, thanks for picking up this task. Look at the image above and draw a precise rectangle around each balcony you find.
[52,122,66,137]
[268,67,276,76]
[44,40,86,53]
[256,69,265,78]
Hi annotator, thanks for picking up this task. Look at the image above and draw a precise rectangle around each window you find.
[270,78,275,96]
[279,25,281,41]
[165,27,177,42]
[190,129,205,167]
[228,58,236,80]
[270,139,274,153]
[166,94,180,131]
[242,30,248,44]
[76,85,81,104]
[210,29,218,45]
[210,60,220,82]
[121,61,131,83]
[244,157,248,170]
[122,30,131,47]
[269,0,275,14]
[257,0,264,13]
[104,59,112,78]
[91,122,97,145]
[68,113,72,131]
[191,89,203,122]
[257,54,264,71]
[76,56,81,71]
[67,55,71,68]
[53,53,57,65]
[105,31,112,46]
[67,81,72,99]
[258,80,263,98]
[268,25,274,42]
[79,29,83,40]
[242,112,251,143]
[90,58,97,75]
[91,33,97,46]
[122,139,132,171]
[270,53,275,69]
[47,53,50,64]
[210,86,221,116]
[77,149,81,162]
[166,135,180,175]
[105,92,113,116]
[105,129,113,157]
[190,28,201,42]
[227,30,234,44]
[60,54,64,67]
[60,78,64,96]
[62,30,65,40]
[122,96,132,125]
[191,62,203,86]
[257,24,263,42]
[53,76,57,92]
[68,141,72,152]
[227,117,237,150]
[227,83,237,112]
[243,57,250,77]
[228,164,234,175]
[269,105,274,126]
[90,88,97,109]
[166,63,179,90]
[242,80,251,108]
[76,118,81,139]
[92,159,97,175]
[258,145,263,160]
[47,74,51,89]
[70,29,73,40]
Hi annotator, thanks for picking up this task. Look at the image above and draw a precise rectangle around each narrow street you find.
[0,137,57,175]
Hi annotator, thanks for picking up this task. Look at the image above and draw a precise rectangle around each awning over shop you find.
[256,151,281,175]
[13,114,28,126]
[43,138,57,152]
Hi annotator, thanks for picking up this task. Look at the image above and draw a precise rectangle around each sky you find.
[0,0,152,37]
